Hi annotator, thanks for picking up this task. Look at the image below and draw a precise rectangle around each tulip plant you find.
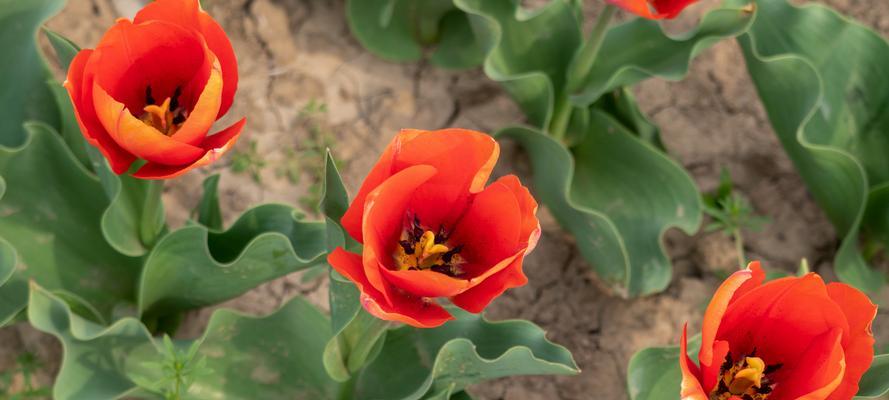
[0,0,887,398]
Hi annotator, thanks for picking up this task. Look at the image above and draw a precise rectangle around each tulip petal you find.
[448,176,526,277]
[607,0,663,19]
[650,0,699,19]
[92,82,205,165]
[132,118,246,179]
[825,283,877,400]
[379,268,470,298]
[341,128,499,244]
[771,328,846,399]
[362,165,438,301]
[134,0,238,118]
[91,19,210,115]
[716,273,850,386]
[65,50,136,174]
[450,251,527,313]
[169,58,223,146]
[698,262,764,386]
[328,248,453,328]
[679,324,708,400]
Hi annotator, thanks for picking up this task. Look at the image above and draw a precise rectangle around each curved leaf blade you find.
[499,116,701,297]
[454,0,581,128]
[137,204,327,317]
[626,335,699,400]
[571,4,755,106]
[730,0,889,291]
[29,283,342,400]
[354,307,578,400]
[856,354,889,398]
[0,0,64,146]
[347,0,483,70]
[0,124,140,321]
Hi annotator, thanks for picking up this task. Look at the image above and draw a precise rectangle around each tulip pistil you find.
[141,86,188,135]
[711,351,781,400]
[394,216,464,276]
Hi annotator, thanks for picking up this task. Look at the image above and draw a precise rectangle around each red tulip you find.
[607,0,698,19]
[680,262,877,400]
[64,0,244,179]
[328,129,540,328]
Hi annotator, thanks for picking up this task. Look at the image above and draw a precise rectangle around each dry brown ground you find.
[2,0,889,399]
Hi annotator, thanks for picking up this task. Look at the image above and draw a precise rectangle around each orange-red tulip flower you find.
[680,262,877,400]
[64,0,244,179]
[328,129,540,328]
[608,0,699,19]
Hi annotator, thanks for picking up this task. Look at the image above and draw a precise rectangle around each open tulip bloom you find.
[328,129,540,328]
[679,262,877,400]
[64,0,244,179]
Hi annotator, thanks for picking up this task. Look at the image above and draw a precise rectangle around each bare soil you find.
[2,0,889,399]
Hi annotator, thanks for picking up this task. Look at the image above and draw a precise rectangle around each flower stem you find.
[733,228,746,269]
[550,4,617,141]
[140,179,165,247]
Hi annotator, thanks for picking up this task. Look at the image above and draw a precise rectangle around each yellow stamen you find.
[728,357,765,395]
[394,230,460,272]
[143,97,172,132]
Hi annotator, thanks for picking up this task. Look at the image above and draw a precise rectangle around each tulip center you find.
[140,86,188,135]
[393,216,464,277]
[711,351,782,400]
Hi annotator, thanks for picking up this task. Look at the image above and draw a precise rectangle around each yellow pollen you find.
[141,96,184,135]
[394,230,460,272]
[727,357,766,395]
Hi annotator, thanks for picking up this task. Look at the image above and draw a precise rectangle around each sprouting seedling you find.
[702,168,769,269]
[0,351,51,399]
[277,99,346,215]
[230,139,266,183]
[131,336,211,400]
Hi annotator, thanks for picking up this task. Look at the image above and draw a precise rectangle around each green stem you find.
[550,4,618,141]
[140,179,165,247]
[733,229,746,269]
[336,375,356,400]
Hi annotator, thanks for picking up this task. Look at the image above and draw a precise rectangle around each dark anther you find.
[410,216,423,241]
[172,113,186,125]
[170,86,182,111]
[721,352,733,371]
[442,245,463,264]
[145,86,155,105]
[431,264,457,277]
[760,385,773,394]
[435,225,448,244]
[399,240,414,255]
[764,363,783,375]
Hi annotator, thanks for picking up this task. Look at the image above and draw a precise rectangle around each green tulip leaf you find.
[194,174,223,230]
[0,0,64,147]
[453,0,582,128]
[353,307,578,400]
[44,28,162,258]
[346,0,483,70]
[0,237,27,326]
[137,203,327,317]
[0,124,140,321]
[856,354,889,398]
[626,335,700,400]
[319,150,388,382]
[29,283,341,400]
[729,0,889,291]
[498,113,701,297]
[43,27,80,74]
[571,4,755,106]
